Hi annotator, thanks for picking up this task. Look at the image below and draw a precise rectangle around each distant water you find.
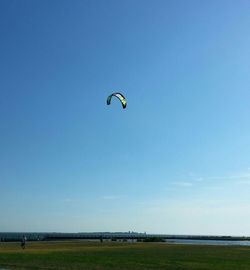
[165,239,250,246]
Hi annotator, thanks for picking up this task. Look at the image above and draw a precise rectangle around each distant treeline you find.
[0,232,250,242]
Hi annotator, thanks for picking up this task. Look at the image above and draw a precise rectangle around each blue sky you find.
[0,0,250,235]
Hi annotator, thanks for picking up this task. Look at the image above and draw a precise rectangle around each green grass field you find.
[0,241,250,270]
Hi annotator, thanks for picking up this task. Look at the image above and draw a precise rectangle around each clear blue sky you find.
[1,0,250,235]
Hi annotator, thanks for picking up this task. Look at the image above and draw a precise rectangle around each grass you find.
[0,241,250,269]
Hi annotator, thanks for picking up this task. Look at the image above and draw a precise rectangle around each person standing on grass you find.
[21,235,26,249]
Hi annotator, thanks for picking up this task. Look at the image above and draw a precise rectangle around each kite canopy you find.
[107,92,127,109]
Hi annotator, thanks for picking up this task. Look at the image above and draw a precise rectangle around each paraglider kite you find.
[107,92,127,109]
